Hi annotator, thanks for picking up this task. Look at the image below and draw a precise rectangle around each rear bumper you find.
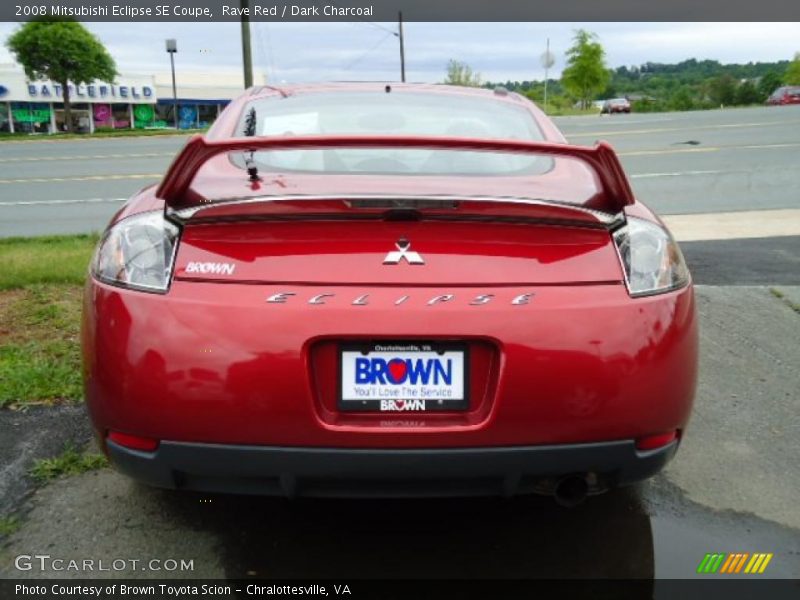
[107,438,678,498]
[84,281,698,449]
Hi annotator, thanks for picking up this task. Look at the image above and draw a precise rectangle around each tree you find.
[6,19,116,133]
[758,70,784,99]
[785,52,800,85]
[668,87,695,111]
[707,74,737,106]
[734,80,760,105]
[561,30,610,109]
[444,60,482,87]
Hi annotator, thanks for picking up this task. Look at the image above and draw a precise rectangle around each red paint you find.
[174,218,621,286]
[83,279,697,448]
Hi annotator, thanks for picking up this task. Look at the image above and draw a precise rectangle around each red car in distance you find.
[766,86,800,105]
[82,83,697,506]
[601,98,632,114]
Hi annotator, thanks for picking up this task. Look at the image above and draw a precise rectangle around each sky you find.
[0,22,798,83]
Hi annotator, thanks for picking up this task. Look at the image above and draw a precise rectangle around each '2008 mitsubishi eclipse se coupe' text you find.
[82,83,698,506]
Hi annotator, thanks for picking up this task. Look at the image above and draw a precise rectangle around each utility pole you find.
[165,39,178,129]
[540,38,555,114]
[398,11,405,82]
[544,38,549,111]
[240,0,253,88]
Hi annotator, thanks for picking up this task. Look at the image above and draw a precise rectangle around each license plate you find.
[339,341,469,412]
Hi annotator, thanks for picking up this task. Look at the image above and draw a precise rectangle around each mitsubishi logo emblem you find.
[383,237,425,265]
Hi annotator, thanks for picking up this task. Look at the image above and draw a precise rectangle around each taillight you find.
[92,210,180,293]
[636,431,678,451]
[613,217,690,297]
[107,431,160,452]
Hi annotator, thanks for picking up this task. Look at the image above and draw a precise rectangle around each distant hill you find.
[487,58,792,112]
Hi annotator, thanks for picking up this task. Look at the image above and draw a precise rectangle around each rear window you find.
[233,91,551,176]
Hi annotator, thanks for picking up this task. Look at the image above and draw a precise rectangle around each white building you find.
[0,64,266,134]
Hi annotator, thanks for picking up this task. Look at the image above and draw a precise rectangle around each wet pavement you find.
[0,470,797,582]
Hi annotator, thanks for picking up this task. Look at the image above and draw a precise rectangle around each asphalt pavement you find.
[555,105,800,215]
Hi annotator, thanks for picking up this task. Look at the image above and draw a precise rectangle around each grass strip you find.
[30,444,108,483]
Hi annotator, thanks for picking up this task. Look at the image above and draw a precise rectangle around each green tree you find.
[758,71,784,99]
[668,87,695,111]
[561,30,610,109]
[707,74,737,106]
[6,19,116,133]
[734,80,761,105]
[785,52,800,85]
[444,60,482,87]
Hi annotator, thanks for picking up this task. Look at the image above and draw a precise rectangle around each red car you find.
[601,98,631,114]
[766,86,800,105]
[83,83,697,505]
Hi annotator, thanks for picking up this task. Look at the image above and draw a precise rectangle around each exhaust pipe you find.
[554,475,589,507]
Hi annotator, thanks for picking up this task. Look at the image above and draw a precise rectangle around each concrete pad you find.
[664,286,800,528]
[663,209,800,242]
[0,472,225,579]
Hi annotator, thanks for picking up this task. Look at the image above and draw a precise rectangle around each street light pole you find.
[540,38,555,114]
[398,11,406,83]
[544,38,549,111]
[166,39,178,129]
[240,0,254,88]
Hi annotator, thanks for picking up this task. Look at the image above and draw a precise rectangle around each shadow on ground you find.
[157,486,654,580]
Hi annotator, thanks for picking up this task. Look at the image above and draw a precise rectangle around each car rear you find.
[82,85,697,501]
[603,98,631,114]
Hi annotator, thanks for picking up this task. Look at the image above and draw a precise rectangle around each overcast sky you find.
[1,22,798,83]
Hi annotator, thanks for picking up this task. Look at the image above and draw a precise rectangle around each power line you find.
[253,21,276,81]
[329,1,398,37]
[343,31,394,71]
[263,23,277,81]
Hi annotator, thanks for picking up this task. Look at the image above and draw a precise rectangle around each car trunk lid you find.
[173,205,623,286]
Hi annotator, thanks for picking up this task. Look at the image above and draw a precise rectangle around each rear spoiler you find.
[155,134,635,213]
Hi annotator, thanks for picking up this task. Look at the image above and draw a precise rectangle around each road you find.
[0,136,184,238]
[555,105,800,215]
[0,105,799,237]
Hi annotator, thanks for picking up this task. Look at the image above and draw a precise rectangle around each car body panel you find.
[82,278,697,448]
[174,219,623,285]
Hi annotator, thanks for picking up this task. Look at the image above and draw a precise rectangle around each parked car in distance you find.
[766,86,800,106]
[601,98,631,114]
